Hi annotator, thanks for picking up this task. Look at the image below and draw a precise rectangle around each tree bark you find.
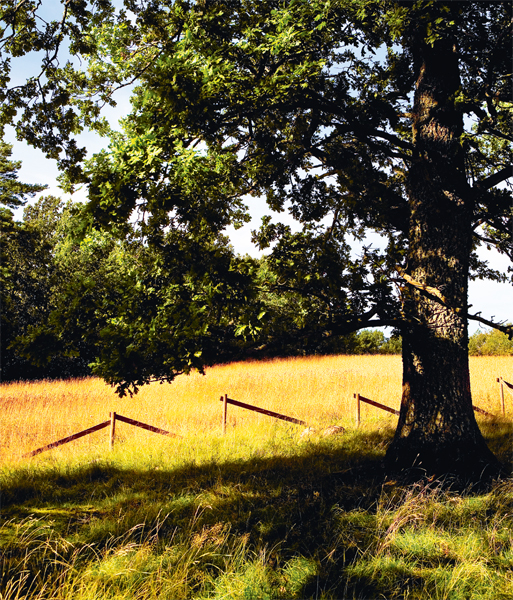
[385,36,501,481]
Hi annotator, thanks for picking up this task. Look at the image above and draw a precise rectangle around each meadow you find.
[0,355,512,599]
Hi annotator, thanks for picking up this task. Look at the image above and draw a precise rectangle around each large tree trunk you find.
[385,36,501,481]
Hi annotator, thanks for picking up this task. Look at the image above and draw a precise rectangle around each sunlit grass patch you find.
[345,555,511,600]
[330,478,513,599]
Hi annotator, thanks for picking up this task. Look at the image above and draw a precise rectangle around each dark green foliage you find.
[1,196,92,380]
[2,193,263,391]
[1,191,399,386]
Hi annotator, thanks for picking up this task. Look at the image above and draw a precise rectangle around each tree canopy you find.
[1,0,511,480]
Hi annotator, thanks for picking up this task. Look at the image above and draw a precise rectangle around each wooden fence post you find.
[222,395,227,435]
[497,377,505,416]
[354,393,361,426]
[109,412,116,450]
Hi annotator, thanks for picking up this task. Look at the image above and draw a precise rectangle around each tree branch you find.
[332,119,414,156]
[468,313,513,339]
[475,165,513,191]
[329,317,402,336]
[327,303,403,336]
[396,267,448,304]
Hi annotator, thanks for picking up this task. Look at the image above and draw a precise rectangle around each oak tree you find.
[1,0,511,480]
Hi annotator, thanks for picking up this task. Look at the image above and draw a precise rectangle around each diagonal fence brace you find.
[221,395,306,434]
[115,413,183,438]
[23,421,110,458]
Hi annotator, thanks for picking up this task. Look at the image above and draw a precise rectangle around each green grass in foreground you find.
[0,420,512,599]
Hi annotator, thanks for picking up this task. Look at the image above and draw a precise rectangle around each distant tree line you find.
[469,328,513,357]
[2,194,113,380]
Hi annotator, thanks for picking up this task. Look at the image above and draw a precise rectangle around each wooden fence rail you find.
[220,394,306,434]
[472,405,494,417]
[114,413,182,438]
[24,421,111,458]
[354,393,494,425]
[24,412,180,458]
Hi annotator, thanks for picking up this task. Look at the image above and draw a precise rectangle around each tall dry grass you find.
[0,355,511,463]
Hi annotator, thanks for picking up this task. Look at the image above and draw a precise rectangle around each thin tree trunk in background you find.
[385,35,501,481]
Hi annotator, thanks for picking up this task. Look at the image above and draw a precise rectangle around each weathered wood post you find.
[109,412,117,450]
[222,395,228,435]
[497,377,505,416]
[354,393,361,426]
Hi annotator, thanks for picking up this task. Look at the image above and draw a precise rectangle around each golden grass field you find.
[1,355,511,463]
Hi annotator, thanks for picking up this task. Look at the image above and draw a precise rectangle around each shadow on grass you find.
[480,417,513,469]
[1,423,512,600]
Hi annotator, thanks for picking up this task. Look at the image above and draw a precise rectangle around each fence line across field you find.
[24,412,181,458]
[220,394,306,434]
[23,377,507,457]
